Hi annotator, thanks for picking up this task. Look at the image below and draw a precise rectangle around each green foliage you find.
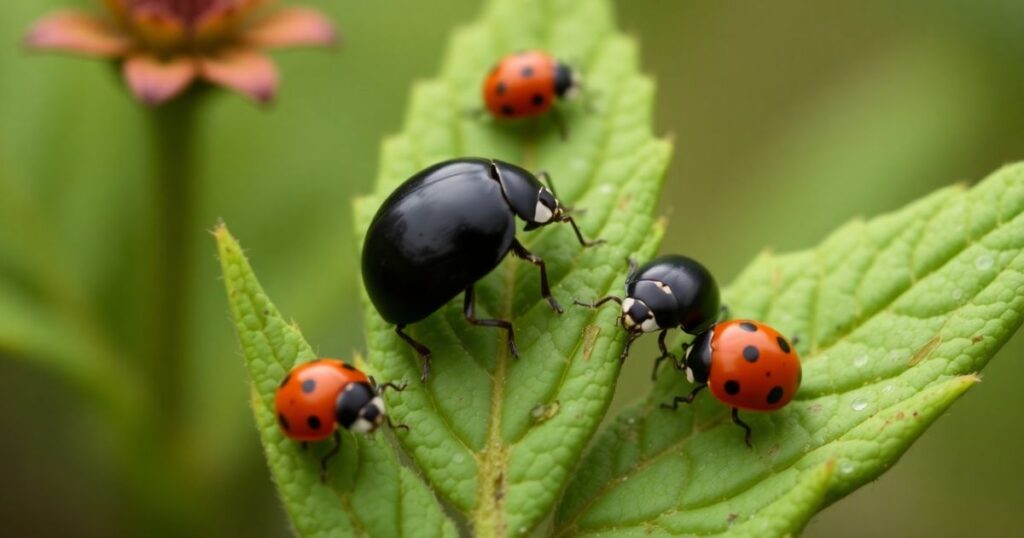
[554,166,1024,536]
[210,0,1024,534]
[351,0,670,534]
[216,224,456,538]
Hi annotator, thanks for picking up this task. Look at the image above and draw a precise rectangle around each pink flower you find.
[27,1,338,105]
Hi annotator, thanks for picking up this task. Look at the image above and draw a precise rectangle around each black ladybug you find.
[575,255,721,377]
[362,157,601,381]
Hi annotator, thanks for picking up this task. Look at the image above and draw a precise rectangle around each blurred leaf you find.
[352,0,670,532]
[555,165,1024,536]
[215,224,456,538]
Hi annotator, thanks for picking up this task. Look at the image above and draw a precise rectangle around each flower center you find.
[126,0,234,26]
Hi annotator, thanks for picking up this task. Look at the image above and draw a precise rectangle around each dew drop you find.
[975,255,994,270]
[851,398,869,412]
[882,384,895,394]
[952,288,964,301]
[840,461,856,475]
[518,527,529,535]
[599,183,614,194]
[853,353,868,368]
[453,454,465,464]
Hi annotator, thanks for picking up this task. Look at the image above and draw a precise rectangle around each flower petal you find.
[25,10,129,57]
[244,8,338,48]
[123,54,198,105]
[199,49,278,103]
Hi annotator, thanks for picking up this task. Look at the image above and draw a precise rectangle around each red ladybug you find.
[482,50,580,119]
[663,320,802,447]
[275,359,405,480]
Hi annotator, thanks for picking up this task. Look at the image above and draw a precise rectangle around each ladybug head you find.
[335,382,386,434]
[554,62,582,100]
[620,297,660,334]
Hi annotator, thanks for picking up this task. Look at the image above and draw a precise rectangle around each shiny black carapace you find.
[575,255,721,377]
[362,157,601,381]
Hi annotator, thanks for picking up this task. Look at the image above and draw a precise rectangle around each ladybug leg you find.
[463,285,519,358]
[731,408,753,448]
[463,106,490,121]
[319,430,342,483]
[395,325,432,382]
[557,214,604,247]
[511,238,563,313]
[718,304,731,322]
[370,376,408,394]
[651,329,677,380]
[661,383,706,410]
[580,90,601,114]
[550,106,569,140]
[387,415,411,433]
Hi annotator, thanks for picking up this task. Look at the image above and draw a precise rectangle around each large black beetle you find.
[362,157,601,381]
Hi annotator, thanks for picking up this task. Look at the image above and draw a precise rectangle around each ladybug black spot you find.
[521,66,534,78]
[278,413,290,431]
[725,380,741,395]
[777,336,791,353]
[739,322,757,332]
[307,415,321,430]
[301,379,316,393]
[532,94,544,106]
[496,81,507,96]
[767,386,784,404]
[501,105,516,116]
[279,373,291,388]
[341,362,356,371]
[743,345,759,362]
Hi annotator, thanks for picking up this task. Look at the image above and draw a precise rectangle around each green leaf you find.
[215,223,456,538]
[352,0,670,532]
[554,165,1024,536]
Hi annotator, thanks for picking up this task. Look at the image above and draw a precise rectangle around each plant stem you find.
[148,91,203,432]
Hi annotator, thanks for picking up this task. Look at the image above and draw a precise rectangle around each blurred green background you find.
[1,0,1021,536]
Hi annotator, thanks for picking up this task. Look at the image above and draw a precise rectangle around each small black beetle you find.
[362,157,601,381]
[575,255,721,378]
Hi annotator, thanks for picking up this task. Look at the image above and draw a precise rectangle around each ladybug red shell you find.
[274,359,383,442]
[482,50,580,119]
[700,320,801,411]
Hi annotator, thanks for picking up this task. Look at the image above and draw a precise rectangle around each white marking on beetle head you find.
[621,298,636,328]
[640,317,660,333]
[369,396,385,420]
[351,418,375,433]
[351,396,386,433]
[534,199,553,223]
[564,71,583,100]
